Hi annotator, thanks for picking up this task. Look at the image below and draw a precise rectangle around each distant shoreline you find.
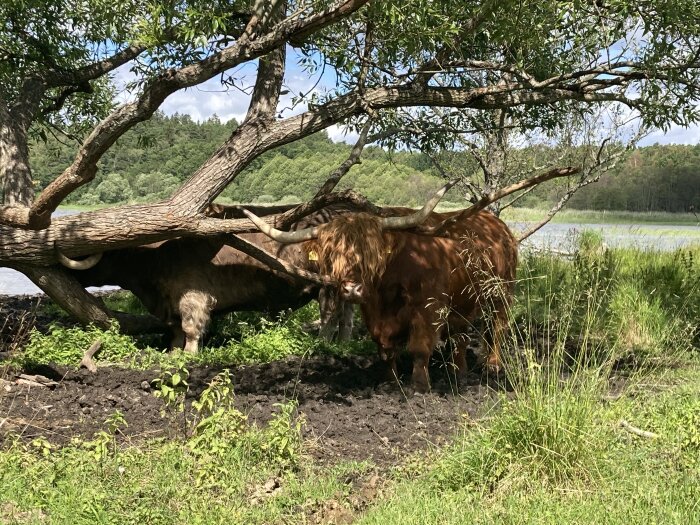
[57,204,700,227]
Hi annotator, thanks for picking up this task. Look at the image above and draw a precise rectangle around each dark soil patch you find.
[0,354,503,466]
[0,293,505,466]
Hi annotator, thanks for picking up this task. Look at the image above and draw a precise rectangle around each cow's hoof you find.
[410,381,431,395]
[456,371,481,388]
[484,352,502,371]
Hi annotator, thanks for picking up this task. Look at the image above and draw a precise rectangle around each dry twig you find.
[80,339,102,373]
[619,419,659,439]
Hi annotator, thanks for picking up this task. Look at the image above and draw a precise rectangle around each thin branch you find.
[500,184,538,211]
[517,175,601,242]
[223,235,336,286]
[418,166,582,236]
[80,340,102,373]
[414,0,500,85]
[619,419,659,439]
[8,0,370,230]
[314,119,372,197]
[41,83,92,116]
[425,152,480,203]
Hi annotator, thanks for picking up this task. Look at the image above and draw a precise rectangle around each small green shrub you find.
[20,322,140,367]
[261,401,305,469]
[187,370,304,488]
[82,411,128,462]
[153,358,190,414]
[101,291,149,315]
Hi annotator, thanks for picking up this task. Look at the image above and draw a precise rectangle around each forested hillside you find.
[30,113,699,211]
[566,145,700,213]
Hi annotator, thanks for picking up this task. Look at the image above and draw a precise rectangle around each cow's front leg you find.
[178,291,216,354]
[452,336,469,381]
[407,318,437,393]
[318,287,339,341]
[483,310,509,372]
[337,301,354,342]
[169,324,186,350]
[378,343,399,384]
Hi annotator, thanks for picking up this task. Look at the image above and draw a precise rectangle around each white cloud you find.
[639,123,700,146]
[160,81,251,124]
[110,62,253,124]
[110,59,700,146]
[326,124,359,144]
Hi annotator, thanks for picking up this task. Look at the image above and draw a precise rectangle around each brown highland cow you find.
[245,184,518,392]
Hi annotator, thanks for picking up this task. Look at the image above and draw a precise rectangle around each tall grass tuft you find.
[433,233,699,494]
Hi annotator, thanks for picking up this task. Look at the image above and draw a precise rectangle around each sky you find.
[157,80,700,147]
[114,49,361,143]
[113,51,700,148]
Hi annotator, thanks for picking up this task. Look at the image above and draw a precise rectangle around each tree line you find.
[30,113,698,212]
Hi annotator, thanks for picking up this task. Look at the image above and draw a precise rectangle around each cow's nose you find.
[340,281,364,302]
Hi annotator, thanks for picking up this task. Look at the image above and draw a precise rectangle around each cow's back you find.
[364,209,517,343]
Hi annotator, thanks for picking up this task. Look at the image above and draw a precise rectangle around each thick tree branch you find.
[0,97,34,208]
[9,45,147,147]
[223,235,336,286]
[276,188,381,229]
[2,0,370,230]
[243,0,286,122]
[47,44,147,87]
[19,264,114,329]
[169,82,641,215]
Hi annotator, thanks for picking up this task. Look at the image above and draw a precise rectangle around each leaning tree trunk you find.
[19,264,167,334]
[0,105,34,207]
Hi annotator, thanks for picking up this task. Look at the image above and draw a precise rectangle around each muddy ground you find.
[0,294,509,465]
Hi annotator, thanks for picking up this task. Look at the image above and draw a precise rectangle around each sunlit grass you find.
[3,237,699,525]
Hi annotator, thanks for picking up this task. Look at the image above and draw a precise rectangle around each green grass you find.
[357,362,700,525]
[16,302,375,371]
[515,235,699,359]
[3,238,700,524]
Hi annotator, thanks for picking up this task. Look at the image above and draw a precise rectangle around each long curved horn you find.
[242,210,320,244]
[56,249,104,270]
[380,180,458,230]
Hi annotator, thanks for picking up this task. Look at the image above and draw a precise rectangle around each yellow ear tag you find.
[308,250,318,261]
[386,247,392,254]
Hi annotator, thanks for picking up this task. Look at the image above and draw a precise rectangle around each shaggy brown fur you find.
[308,207,518,393]
[309,213,391,286]
[67,203,369,354]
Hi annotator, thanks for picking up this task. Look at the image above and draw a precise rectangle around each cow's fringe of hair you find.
[311,213,390,285]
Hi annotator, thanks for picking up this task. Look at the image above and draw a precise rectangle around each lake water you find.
[1,218,699,296]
